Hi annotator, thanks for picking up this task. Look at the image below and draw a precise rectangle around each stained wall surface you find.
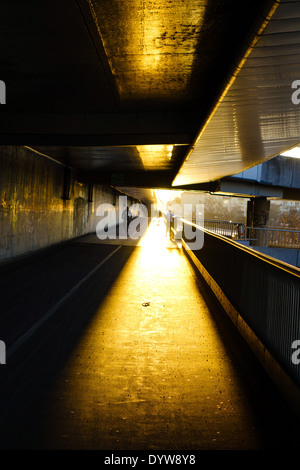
[0,146,122,262]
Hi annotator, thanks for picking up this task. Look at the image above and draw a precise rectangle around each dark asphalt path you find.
[0,238,121,348]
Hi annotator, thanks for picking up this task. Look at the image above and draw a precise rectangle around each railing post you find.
[0,340,6,365]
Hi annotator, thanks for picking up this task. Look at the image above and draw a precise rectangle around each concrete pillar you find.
[247,197,270,246]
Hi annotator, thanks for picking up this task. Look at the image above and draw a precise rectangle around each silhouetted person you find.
[166,210,174,238]
[122,207,132,235]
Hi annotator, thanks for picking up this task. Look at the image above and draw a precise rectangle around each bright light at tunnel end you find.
[280,146,300,159]
[95,196,204,250]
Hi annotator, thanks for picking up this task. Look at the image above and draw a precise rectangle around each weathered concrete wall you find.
[0,146,121,262]
[232,155,300,189]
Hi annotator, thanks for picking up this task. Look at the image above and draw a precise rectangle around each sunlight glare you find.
[280,146,300,159]
[137,217,178,267]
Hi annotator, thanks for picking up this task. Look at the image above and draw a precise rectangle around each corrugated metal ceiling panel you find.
[173,0,300,186]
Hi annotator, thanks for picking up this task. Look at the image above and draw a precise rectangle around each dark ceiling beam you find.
[0,134,193,147]
[75,0,122,109]
[76,169,223,192]
[0,112,198,146]
[170,181,221,193]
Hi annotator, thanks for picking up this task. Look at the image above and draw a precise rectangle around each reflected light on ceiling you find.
[88,0,208,101]
[137,144,174,168]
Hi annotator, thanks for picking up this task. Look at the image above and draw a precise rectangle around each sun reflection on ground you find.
[137,217,180,269]
[138,217,176,249]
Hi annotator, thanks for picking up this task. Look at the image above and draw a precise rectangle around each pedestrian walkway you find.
[18,218,298,450]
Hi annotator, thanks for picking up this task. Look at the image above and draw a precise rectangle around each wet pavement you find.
[0,218,300,450]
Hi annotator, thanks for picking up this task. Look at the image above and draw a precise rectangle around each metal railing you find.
[182,219,300,389]
[201,220,245,239]
[246,226,300,249]
[188,219,245,239]
[192,219,300,249]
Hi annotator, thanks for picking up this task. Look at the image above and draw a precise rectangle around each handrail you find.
[185,217,300,249]
[247,226,300,234]
[181,218,300,393]
[246,226,300,249]
[182,218,300,277]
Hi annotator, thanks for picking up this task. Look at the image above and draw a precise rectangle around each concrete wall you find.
[0,146,121,262]
[232,155,300,189]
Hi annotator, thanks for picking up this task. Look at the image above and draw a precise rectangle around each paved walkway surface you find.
[0,218,299,450]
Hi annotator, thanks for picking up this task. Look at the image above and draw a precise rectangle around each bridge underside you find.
[1,0,300,206]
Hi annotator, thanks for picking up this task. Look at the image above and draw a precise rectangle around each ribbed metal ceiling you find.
[172,0,300,186]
